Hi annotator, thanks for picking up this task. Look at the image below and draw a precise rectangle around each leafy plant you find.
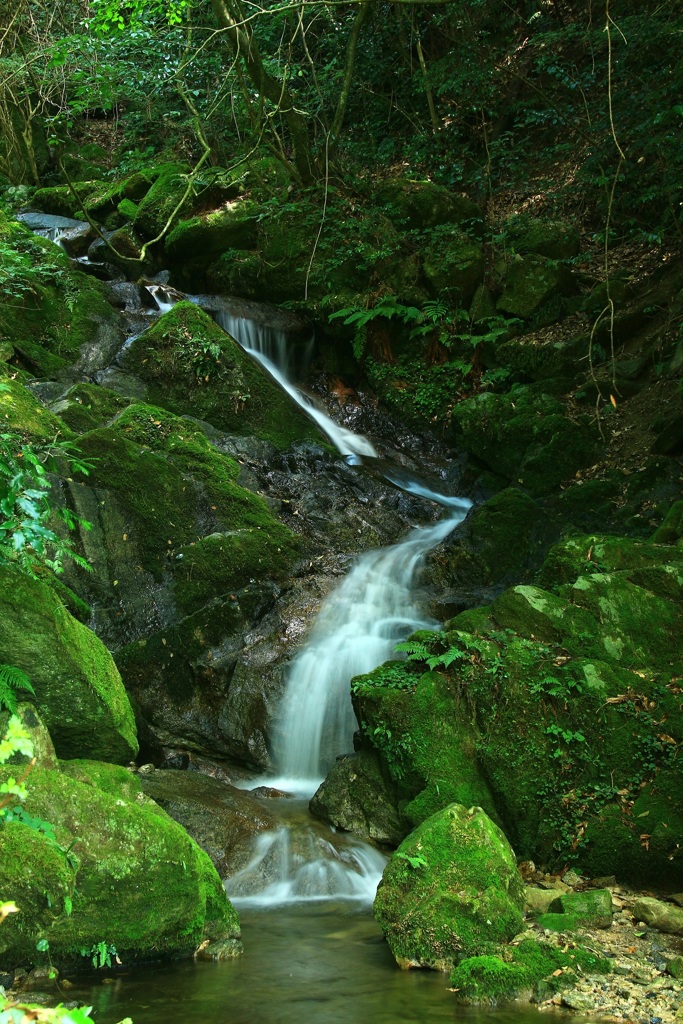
[395,851,428,870]
[0,665,34,713]
[81,941,119,969]
[0,428,92,578]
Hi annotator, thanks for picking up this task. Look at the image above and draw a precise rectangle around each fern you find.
[0,665,34,713]
[395,639,433,663]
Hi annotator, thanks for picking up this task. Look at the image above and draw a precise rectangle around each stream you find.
[23,217,587,1024]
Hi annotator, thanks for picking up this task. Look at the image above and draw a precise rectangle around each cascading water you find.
[214,309,377,463]
[147,292,471,906]
[272,502,470,791]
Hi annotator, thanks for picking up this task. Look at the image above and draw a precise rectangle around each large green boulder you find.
[0,762,241,969]
[120,302,322,448]
[449,385,599,496]
[353,532,683,885]
[422,230,485,305]
[132,164,191,239]
[0,567,138,763]
[497,256,572,320]
[504,215,581,260]
[165,201,259,263]
[373,803,524,970]
[377,180,483,232]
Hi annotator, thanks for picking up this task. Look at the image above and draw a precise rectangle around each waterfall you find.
[272,503,469,792]
[147,290,471,904]
[215,310,377,464]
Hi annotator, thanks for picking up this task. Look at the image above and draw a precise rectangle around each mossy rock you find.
[373,803,524,970]
[50,381,131,434]
[497,257,573,320]
[428,488,555,600]
[449,937,610,1003]
[165,201,259,263]
[132,163,191,240]
[31,181,107,220]
[537,533,677,589]
[377,180,483,232]
[0,702,58,770]
[0,233,120,378]
[503,215,581,260]
[548,889,613,928]
[0,377,72,440]
[0,763,240,969]
[0,565,138,763]
[422,230,485,305]
[120,302,322,448]
[449,385,599,496]
[74,401,301,583]
[652,501,683,546]
[352,664,497,825]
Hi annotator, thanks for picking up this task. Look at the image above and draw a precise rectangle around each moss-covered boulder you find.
[0,762,240,969]
[132,163,191,239]
[422,231,485,305]
[0,376,71,440]
[73,402,301,580]
[377,180,483,232]
[0,224,121,378]
[427,488,555,607]
[548,889,613,929]
[353,531,683,885]
[0,566,138,763]
[449,385,599,496]
[373,803,524,970]
[120,302,322,447]
[449,937,610,1003]
[352,662,497,830]
[497,257,573,320]
[50,381,131,434]
[503,215,581,261]
[165,201,259,263]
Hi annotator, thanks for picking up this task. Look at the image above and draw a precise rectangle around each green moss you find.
[165,201,259,263]
[537,534,676,590]
[422,231,485,305]
[0,765,240,969]
[374,803,524,970]
[652,500,683,545]
[120,302,322,448]
[60,759,143,801]
[0,377,73,440]
[449,938,610,1002]
[0,565,138,763]
[31,181,106,219]
[53,382,131,434]
[133,164,191,239]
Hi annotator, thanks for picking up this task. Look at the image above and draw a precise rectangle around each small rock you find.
[671,894,683,909]
[549,888,613,928]
[195,938,243,960]
[666,956,683,980]
[524,885,559,915]
[562,869,584,888]
[562,991,597,1011]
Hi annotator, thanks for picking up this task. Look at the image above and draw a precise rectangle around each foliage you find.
[80,941,119,969]
[0,426,92,578]
[0,666,34,714]
[0,716,34,808]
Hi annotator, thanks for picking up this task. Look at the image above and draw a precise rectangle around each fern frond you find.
[0,665,34,714]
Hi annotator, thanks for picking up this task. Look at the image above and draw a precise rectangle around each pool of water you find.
[67,904,583,1024]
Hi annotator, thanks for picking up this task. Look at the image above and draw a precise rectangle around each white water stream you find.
[149,291,471,906]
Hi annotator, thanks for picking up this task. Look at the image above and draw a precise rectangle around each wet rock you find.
[561,990,597,1011]
[633,898,683,936]
[310,750,406,846]
[137,768,277,878]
